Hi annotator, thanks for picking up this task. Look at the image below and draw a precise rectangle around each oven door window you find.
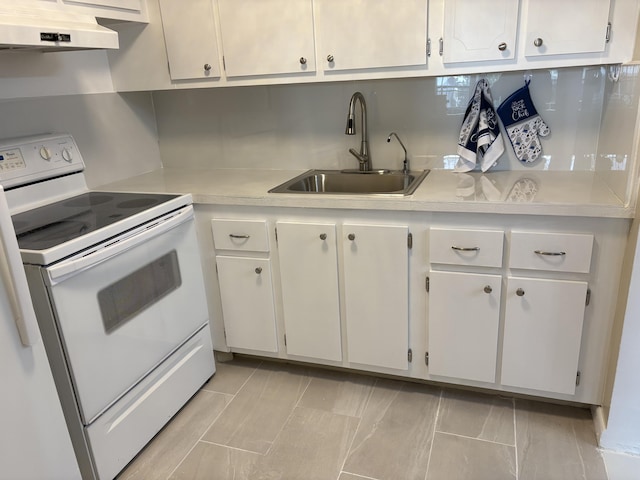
[98,250,182,334]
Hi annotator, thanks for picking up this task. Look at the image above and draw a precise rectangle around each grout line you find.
[434,430,518,449]
[198,439,266,456]
[339,471,381,480]
[513,397,519,480]
[164,364,261,479]
[424,388,444,480]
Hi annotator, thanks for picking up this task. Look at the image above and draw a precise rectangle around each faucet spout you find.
[387,132,409,174]
[345,92,371,172]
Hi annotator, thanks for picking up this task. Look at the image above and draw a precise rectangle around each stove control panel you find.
[0,134,85,189]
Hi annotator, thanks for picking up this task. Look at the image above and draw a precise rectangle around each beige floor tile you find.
[201,362,311,454]
[169,442,260,480]
[436,389,515,445]
[298,368,376,417]
[343,380,440,480]
[254,406,360,480]
[200,356,262,395]
[117,390,232,480]
[516,400,608,480]
[426,432,516,480]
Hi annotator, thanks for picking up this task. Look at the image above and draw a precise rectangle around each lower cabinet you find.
[276,221,342,362]
[501,277,588,395]
[342,224,409,371]
[428,270,502,383]
[216,256,278,352]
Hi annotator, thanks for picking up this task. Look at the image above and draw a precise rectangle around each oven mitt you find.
[497,80,550,164]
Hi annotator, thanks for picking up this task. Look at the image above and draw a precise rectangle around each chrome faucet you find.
[345,92,371,172]
[387,132,409,174]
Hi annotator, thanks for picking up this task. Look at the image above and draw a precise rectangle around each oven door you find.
[42,205,209,425]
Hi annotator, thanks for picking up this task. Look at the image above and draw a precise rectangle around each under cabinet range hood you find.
[0,1,118,51]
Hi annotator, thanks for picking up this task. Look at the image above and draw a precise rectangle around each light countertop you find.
[96,168,635,218]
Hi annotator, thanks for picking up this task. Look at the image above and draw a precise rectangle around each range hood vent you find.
[0,2,118,51]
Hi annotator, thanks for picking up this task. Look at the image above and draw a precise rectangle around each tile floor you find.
[117,356,612,480]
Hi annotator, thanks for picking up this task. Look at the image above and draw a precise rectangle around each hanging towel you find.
[456,79,505,173]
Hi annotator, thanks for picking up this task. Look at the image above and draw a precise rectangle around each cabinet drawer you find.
[430,228,504,268]
[509,232,593,273]
[211,219,269,252]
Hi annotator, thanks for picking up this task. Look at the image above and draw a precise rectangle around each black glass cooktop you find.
[12,191,180,251]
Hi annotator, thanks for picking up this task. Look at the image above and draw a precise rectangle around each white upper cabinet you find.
[314,0,428,72]
[523,0,611,57]
[442,0,519,63]
[61,0,148,22]
[158,0,221,81]
[216,0,315,77]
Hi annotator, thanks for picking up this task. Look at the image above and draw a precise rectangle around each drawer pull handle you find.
[229,234,250,239]
[534,250,566,256]
[451,246,480,252]
[348,233,356,241]
[319,233,327,240]
[255,267,262,274]
[516,288,525,297]
[484,285,492,294]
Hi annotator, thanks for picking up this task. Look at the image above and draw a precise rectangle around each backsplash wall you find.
[153,66,627,176]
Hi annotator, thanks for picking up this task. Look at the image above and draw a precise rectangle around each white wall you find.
[152,66,622,175]
[0,92,161,187]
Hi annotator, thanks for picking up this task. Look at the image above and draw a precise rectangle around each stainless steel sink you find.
[269,169,430,195]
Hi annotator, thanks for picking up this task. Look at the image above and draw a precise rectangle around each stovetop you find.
[13,191,180,251]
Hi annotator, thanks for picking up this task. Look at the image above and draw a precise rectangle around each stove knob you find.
[39,146,52,161]
[62,148,73,162]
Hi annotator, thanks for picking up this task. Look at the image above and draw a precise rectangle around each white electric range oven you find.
[0,134,215,480]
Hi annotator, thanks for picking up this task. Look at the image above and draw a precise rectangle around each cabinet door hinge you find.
[427,38,431,57]
[586,288,591,306]
[426,276,430,292]
[223,328,227,341]
[275,227,278,243]
[606,22,612,43]
[439,37,444,56]
[284,334,287,346]
[408,232,413,249]
[222,56,226,70]
[425,352,429,366]
[576,370,581,386]
[408,348,413,363]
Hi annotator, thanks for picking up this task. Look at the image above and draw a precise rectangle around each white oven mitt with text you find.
[497,80,550,164]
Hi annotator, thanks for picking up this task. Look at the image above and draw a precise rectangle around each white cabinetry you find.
[212,219,278,353]
[313,0,428,72]
[216,0,315,77]
[500,231,594,395]
[61,0,148,22]
[442,0,519,63]
[428,228,505,383]
[342,224,409,370]
[158,0,221,81]
[523,0,611,57]
[276,221,342,362]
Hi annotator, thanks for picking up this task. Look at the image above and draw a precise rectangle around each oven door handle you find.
[46,205,194,285]
[0,186,41,346]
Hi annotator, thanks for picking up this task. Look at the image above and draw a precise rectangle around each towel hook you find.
[523,70,533,85]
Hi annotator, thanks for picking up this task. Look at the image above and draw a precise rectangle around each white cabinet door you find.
[62,0,147,22]
[428,270,502,383]
[159,0,221,80]
[343,224,409,370]
[442,0,519,63]
[314,0,428,72]
[523,0,611,57]
[217,0,315,77]
[501,276,587,395]
[216,256,278,352]
[276,222,342,362]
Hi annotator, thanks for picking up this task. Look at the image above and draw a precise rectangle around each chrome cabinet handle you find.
[229,234,250,239]
[484,285,493,294]
[516,288,525,297]
[498,42,507,51]
[451,245,480,252]
[327,54,334,62]
[534,250,566,256]
[255,267,262,274]
[204,63,212,71]
[534,38,543,47]
[348,233,356,241]
[299,57,307,65]
[319,233,327,240]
